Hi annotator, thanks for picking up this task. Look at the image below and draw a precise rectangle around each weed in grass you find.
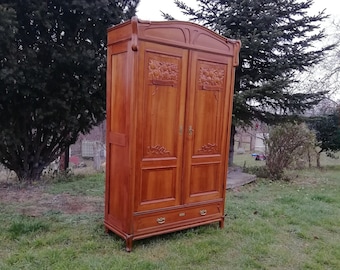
[7,218,49,240]
[311,194,336,203]
[276,195,300,204]
[42,210,63,222]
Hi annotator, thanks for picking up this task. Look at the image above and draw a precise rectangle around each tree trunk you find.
[307,148,312,168]
[316,151,321,168]
[250,132,254,152]
[12,152,51,183]
[59,147,69,171]
[228,124,236,166]
[16,165,45,183]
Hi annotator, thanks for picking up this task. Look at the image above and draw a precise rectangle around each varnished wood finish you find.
[105,17,240,251]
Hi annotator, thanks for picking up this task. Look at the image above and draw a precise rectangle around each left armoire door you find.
[134,42,189,212]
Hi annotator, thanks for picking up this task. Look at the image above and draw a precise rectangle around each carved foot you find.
[125,236,133,252]
[219,218,224,229]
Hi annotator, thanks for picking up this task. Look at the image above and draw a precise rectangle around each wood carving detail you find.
[198,143,218,153]
[147,145,171,156]
[198,64,224,91]
[148,59,178,85]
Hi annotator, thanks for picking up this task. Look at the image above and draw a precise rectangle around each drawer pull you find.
[200,209,207,216]
[157,217,166,224]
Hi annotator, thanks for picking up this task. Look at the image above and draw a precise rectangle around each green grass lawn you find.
[0,167,339,269]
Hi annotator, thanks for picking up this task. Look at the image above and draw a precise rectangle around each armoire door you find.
[135,42,188,212]
[183,50,231,204]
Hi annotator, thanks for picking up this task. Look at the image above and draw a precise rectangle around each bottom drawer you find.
[134,203,222,233]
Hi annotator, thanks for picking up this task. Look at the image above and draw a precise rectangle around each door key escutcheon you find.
[188,126,194,136]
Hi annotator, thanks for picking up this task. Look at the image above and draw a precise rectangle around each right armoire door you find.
[183,50,231,204]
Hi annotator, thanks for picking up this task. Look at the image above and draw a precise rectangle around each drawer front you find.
[134,203,222,232]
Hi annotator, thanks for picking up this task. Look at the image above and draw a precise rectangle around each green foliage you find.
[265,123,316,179]
[307,109,340,166]
[169,0,334,126]
[0,0,139,182]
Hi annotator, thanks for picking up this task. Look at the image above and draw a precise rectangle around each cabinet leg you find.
[125,237,133,252]
[219,218,224,229]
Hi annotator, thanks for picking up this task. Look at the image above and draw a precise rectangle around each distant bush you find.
[265,123,316,180]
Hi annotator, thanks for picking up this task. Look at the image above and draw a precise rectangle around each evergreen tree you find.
[0,0,139,182]
[165,0,334,164]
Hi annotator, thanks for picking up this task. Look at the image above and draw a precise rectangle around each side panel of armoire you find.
[105,30,136,239]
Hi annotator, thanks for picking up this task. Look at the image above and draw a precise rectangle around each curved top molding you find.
[107,16,241,66]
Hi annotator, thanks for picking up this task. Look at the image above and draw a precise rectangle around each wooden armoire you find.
[105,17,241,251]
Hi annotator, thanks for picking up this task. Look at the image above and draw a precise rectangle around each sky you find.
[137,0,340,24]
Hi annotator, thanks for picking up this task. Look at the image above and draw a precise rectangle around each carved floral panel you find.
[198,63,225,91]
[148,59,179,85]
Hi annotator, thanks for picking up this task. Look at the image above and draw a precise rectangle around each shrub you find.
[265,123,316,179]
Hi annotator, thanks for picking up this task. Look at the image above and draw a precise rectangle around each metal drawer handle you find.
[157,217,166,224]
[200,209,207,216]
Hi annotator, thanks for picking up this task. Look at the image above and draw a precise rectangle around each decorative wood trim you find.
[109,132,127,146]
[147,145,171,156]
[152,79,175,86]
[131,16,138,51]
[135,17,240,56]
[233,41,242,66]
[202,85,221,91]
[197,143,218,153]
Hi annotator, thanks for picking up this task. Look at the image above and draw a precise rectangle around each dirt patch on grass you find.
[0,182,103,217]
